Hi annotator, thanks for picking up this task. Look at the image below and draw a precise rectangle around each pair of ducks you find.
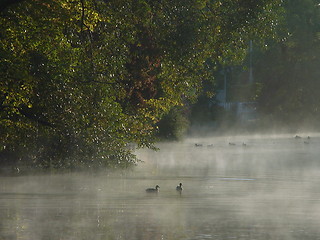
[146,183,183,193]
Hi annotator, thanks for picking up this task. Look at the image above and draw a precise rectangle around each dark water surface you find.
[1,134,320,240]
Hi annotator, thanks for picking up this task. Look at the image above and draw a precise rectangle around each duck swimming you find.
[176,183,183,193]
[146,185,160,193]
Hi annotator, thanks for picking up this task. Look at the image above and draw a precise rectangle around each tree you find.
[0,0,283,170]
[255,0,320,129]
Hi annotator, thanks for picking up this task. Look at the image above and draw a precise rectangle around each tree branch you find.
[1,105,55,128]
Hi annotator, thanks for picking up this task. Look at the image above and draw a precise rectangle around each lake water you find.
[1,133,320,240]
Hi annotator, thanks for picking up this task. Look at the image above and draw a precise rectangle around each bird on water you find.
[146,185,160,193]
[176,183,183,194]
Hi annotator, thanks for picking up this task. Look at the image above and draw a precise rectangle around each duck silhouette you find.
[146,185,160,193]
[176,183,183,194]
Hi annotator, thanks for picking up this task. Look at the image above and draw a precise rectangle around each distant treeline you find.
[255,0,320,129]
[177,0,320,135]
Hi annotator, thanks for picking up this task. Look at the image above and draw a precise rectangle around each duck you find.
[146,185,160,193]
[176,183,183,193]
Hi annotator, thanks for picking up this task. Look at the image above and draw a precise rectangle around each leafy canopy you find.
[0,0,283,169]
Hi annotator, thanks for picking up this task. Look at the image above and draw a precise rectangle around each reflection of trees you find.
[1,195,189,240]
[0,208,18,240]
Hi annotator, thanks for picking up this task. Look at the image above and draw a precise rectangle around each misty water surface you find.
[1,133,320,240]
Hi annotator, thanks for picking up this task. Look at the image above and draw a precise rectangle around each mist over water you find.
[1,133,320,240]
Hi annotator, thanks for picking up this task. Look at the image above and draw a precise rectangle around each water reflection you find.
[1,134,320,240]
